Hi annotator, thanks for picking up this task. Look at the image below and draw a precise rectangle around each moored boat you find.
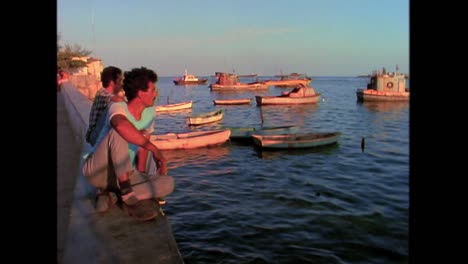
[210,72,268,91]
[213,98,252,105]
[264,73,312,87]
[356,67,409,102]
[255,84,320,105]
[173,70,208,85]
[149,129,231,150]
[227,125,301,140]
[187,109,224,126]
[155,100,193,112]
[252,132,341,149]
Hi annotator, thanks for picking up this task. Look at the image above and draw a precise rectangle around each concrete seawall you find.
[57,81,184,264]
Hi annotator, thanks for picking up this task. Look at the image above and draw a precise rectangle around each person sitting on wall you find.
[81,66,173,221]
[86,66,126,147]
[57,69,69,92]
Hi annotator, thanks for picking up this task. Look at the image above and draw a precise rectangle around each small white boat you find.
[155,101,193,112]
[173,70,208,85]
[150,129,231,150]
[252,132,341,149]
[187,109,224,126]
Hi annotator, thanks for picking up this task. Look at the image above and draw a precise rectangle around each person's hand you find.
[157,160,168,176]
[152,152,167,175]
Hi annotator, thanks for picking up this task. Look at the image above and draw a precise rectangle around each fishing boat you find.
[264,73,312,88]
[213,98,252,105]
[227,125,301,140]
[356,66,409,101]
[255,84,320,105]
[149,129,231,150]
[210,72,268,91]
[155,100,193,112]
[187,109,224,126]
[173,70,208,85]
[252,132,341,149]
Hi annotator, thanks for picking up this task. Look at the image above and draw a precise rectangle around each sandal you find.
[124,199,158,221]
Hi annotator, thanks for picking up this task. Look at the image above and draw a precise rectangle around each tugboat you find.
[173,69,208,85]
[209,72,268,91]
[356,66,409,101]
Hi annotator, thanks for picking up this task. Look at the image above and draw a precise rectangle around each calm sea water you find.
[153,76,409,264]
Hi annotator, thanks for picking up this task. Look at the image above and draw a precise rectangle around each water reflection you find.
[358,101,409,113]
[254,143,340,159]
[258,104,319,127]
[161,145,231,169]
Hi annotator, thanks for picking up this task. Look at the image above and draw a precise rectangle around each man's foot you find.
[124,199,158,221]
[95,192,118,213]
[121,191,139,205]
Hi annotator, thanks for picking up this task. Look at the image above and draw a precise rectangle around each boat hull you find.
[356,89,409,102]
[150,129,231,150]
[264,79,311,87]
[173,79,208,85]
[228,125,301,140]
[210,82,268,91]
[255,94,320,105]
[187,110,224,125]
[252,132,341,149]
[155,101,193,112]
[213,98,252,105]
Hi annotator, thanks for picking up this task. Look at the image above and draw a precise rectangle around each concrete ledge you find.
[59,82,184,264]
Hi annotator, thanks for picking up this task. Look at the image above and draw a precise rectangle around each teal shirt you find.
[84,102,155,165]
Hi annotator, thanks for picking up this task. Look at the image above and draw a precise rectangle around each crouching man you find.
[82,66,173,221]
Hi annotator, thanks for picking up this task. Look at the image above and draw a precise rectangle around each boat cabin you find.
[183,74,198,81]
[367,71,406,93]
[214,72,240,85]
[282,84,316,97]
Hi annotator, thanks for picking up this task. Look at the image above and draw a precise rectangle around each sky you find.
[57,0,409,77]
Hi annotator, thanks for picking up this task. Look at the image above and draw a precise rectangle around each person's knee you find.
[159,176,175,197]
[81,161,108,189]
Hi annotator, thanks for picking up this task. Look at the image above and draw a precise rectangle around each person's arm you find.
[110,114,167,175]
[136,131,150,173]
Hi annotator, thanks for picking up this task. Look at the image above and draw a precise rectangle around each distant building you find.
[70,56,104,80]
[86,58,104,80]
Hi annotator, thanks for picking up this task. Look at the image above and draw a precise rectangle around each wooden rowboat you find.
[227,125,301,140]
[213,98,252,105]
[255,85,320,105]
[255,94,320,105]
[187,109,224,126]
[252,132,341,149]
[149,129,231,150]
[155,101,193,112]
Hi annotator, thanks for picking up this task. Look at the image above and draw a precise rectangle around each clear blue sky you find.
[57,0,409,77]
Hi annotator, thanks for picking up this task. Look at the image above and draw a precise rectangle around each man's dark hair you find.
[101,66,122,88]
[123,67,158,101]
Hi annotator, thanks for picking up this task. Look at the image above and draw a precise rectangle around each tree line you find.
[57,33,92,70]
